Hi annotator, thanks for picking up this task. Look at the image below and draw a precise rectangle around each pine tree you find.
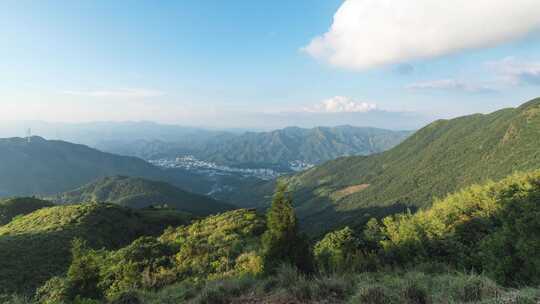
[261,182,302,272]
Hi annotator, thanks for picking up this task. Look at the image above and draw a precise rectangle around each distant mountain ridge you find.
[97,125,412,169]
[228,98,540,234]
[0,136,272,205]
[0,136,166,197]
[196,126,412,168]
[51,176,234,216]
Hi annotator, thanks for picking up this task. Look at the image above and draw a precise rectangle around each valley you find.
[3,1,540,302]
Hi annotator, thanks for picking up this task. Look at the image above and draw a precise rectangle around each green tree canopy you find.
[262,183,306,272]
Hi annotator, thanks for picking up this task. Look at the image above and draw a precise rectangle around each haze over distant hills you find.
[0,135,242,203]
[20,124,410,167]
[0,136,168,197]
[0,121,412,170]
[0,125,411,201]
[0,121,230,151]
[0,109,432,141]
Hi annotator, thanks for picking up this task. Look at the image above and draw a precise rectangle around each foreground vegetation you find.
[3,267,539,303]
[0,197,53,225]
[1,169,539,303]
[0,203,190,294]
[101,268,540,304]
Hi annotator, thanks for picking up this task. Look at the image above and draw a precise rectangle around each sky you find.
[1,0,540,129]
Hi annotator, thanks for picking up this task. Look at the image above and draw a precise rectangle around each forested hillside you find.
[0,197,53,226]
[52,176,234,216]
[229,98,540,234]
[0,203,190,294]
[378,170,540,286]
[18,171,540,304]
[34,208,266,303]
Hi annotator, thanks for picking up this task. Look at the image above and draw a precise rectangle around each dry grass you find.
[333,184,370,199]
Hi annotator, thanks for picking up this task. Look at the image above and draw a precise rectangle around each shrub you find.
[0,294,33,304]
[59,209,265,301]
[109,291,142,304]
[272,264,304,289]
[379,171,540,286]
[34,276,70,304]
[66,239,103,300]
[314,227,362,274]
[234,251,264,276]
[479,179,540,286]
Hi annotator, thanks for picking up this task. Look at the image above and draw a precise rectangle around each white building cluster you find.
[150,155,283,180]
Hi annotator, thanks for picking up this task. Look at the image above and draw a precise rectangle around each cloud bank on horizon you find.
[303,0,540,70]
[62,88,165,99]
[304,96,377,113]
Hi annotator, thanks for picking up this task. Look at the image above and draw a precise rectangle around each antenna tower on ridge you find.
[26,128,32,143]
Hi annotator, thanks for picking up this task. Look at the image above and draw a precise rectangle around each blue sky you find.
[1,0,540,129]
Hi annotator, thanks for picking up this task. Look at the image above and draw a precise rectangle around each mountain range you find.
[0,125,410,201]
[96,126,412,171]
[0,122,412,170]
[0,136,167,197]
[195,126,412,168]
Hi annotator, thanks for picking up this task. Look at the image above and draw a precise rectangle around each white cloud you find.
[62,88,165,98]
[303,0,540,70]
[406,79,495,93]
[488,57,540,85]
[304,96,377,113]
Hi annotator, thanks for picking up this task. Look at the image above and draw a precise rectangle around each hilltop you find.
[0,203,190,294]
[52,176,234,216]
[0,197,53,226]
[0,136,167,197]
[33,208,266,302]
